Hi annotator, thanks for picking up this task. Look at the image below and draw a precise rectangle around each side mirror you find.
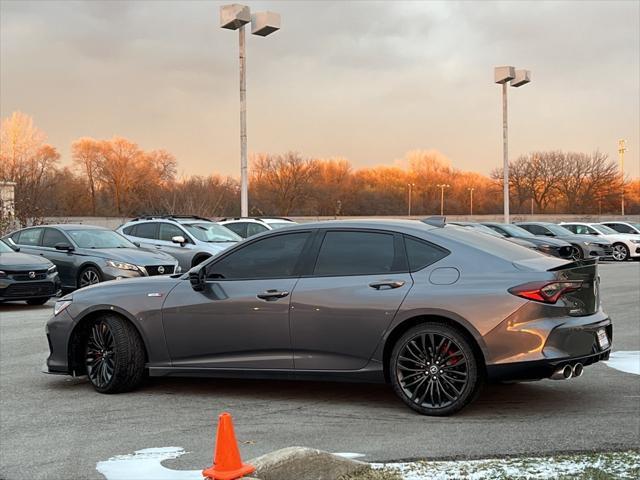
[591,231,600,235]
[189,268,206,292]
[544,232,555,237]
[5,238,20,251]
[172,235,186,246]
[133,241,141,248]
[54,243,74,252]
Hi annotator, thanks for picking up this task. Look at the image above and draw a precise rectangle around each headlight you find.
[106,260,139,271]
[539,244,553,249]
[54,297,72,316]
[630,239,640,244]
[175,265,182,273]
[47,265,57,274]
[0,270,6,278]
[585,242,599,246]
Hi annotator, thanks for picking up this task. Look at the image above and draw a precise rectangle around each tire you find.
[390,322,482,416]
[612,243,630,262]
[26,298,49,306]
[84,314,145,394]
[570,245,583,260]
[78,266,102,288]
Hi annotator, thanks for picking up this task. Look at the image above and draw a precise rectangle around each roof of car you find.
[265,219,438,234]
[515,221,555,225]
[55,224,108,231]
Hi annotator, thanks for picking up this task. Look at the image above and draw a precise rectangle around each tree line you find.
[1,111,638,227]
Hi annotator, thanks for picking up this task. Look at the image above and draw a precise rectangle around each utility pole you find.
[407,183,415,217]
[436,184,450,216]
[618,139,627,216]
[467,187,475,216]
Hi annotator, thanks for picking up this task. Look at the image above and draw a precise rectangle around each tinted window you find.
[247,223,269,237]
[134,222,158,239]
[404,236,449,271]
[605,223,632,234]
[42,228,68,248]
[16,228,43,246]
[563,225,579,233]
[122,225,135,235]
[522,224,547,235]
[208,232,310,279]
[159,223,185,242]
[314,231,396,276]
[224,223,247,238]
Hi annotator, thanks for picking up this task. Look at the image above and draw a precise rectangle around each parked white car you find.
[560,222,640,261]
[600,221,640,235]
[217,217,296,238]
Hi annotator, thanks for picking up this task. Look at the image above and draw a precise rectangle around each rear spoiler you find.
[547,258,597,272]
[421,216,446,228]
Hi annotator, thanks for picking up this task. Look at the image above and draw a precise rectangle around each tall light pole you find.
[407,183,415,216]
[618,139,627,216]
[436,184,450,216]
[467,187,475,216]
[494,66,531,223]
[220,5,280,217]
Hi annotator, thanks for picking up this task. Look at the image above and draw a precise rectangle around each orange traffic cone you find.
[202,412,256,480]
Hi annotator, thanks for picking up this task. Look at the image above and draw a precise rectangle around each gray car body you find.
[516,222,612,259]
[0,242,61,302]
[45,220,612,384]
[3,225,179,290]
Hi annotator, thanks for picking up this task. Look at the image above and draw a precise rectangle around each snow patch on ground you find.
[96,447,201,480]
[604,350,640,375]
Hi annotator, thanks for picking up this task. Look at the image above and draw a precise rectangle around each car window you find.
[313,231,397,276]
[265,221,293,230]
[122,225,135,235]
[42,228,68,248]
[247,223,269,237]
[223,223,247,238]
[159,223,185,242]
[15,228,43,246]
[563,225,579,234]
[134,222,158,239]
[208,232,310,279]
[183,223,240,242]
[404,236,449,271]
[523,224,548,235]
[605,223,632,234]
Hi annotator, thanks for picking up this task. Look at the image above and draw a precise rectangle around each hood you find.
[199,242,235,255]
[0,252,53,270]
[71,274,182,299]
[523,236,571,247]
[556,234,612,245]
[506,237,536,248]
[77,248,177,265]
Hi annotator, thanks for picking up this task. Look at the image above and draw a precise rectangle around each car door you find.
[161,231,312,369]
[290,229,413,370]
[40,228,76,287]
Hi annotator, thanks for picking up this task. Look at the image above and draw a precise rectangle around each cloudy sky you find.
[1,0,638,178]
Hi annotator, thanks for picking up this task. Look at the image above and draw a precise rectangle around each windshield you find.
[265,221,294,230]
[67,230,136,249]
[0,241,13,253]
[545,224,574,236]
[497,224,535,238]
[592,224,618,235]
[183,223,241,242]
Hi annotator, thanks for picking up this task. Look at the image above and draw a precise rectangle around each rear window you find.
[16,228,43,246]
[435,225,539,261]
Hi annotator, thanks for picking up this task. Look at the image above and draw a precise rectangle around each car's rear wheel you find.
[85,314,145,393]
[612,243,629,262]
[570,245,583,260]
[390,322,482,416]
[78,266,102,288]
[26,298,48,305]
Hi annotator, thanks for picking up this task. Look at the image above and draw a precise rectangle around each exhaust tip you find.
[551,364,573,380]
[573,363,584,378]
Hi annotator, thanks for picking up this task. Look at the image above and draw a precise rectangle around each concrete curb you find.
[247,446,371,480]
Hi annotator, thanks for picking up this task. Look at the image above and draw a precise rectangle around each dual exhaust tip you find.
[551,363,584,380]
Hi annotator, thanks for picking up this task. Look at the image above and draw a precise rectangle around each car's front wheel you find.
[85,314,145,393]
[78,266,102,288]
[390,322,482,416]
[612,243,630,262]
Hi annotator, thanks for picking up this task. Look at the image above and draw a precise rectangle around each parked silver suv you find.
[116,216,241,271]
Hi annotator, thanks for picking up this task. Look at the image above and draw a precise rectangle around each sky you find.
[1,0,639,179]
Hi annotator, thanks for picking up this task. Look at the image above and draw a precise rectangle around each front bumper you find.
[0,274,61,301]
[44,309,73,375]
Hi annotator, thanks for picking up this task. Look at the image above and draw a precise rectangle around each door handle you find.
[256,289,290,301]
[369,280,405,290]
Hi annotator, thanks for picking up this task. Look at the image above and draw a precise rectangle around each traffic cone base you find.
[203,412,256,480]
[202,463,255,480]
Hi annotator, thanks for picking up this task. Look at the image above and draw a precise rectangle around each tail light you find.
[509,281,583,304]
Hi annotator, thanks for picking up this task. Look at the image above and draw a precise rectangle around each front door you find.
[161,231,312,369]
[290,230,412,370]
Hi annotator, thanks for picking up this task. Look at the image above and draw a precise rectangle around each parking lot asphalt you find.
[1,263,639,480]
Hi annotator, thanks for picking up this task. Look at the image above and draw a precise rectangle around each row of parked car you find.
[0,216,295,305]
[1,217,638,306]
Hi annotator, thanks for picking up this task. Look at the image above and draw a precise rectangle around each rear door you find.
[290,229,413,370]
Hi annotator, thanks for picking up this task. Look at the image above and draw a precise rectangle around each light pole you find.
[467,187,475,216]
[220,5,281,217]
[407,183,415,216]
[494,66,531,224]
[436,184,450,216]
[618,139,627,216]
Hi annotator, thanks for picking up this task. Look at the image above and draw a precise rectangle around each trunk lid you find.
[548,258,599,316]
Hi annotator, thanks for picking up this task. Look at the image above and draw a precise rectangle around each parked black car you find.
[2,225,179,291]
[481,222,574,258]
[0,240,61,304]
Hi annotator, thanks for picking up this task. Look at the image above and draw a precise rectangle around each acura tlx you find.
[45,219,612,415]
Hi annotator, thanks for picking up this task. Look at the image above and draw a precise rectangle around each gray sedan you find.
[516,222,613,259]
[45,220,611,416]
[3,225,179,291]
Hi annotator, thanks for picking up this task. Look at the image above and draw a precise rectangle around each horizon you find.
[1,0,639,179]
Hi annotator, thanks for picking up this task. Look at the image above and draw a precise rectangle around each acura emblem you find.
[157,266,165,274]
[28,271,36,279]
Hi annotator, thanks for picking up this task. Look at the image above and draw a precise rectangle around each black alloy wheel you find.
[84,314,145,393]
[390,323,481,416]
[79,266,102,288]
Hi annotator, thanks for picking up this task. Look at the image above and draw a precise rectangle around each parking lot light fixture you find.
[436,184,450,216]
[494,66,532,224]
[220,4,281,218]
